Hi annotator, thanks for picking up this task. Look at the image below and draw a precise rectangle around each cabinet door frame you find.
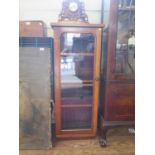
[53,27,102,138]
[106,0,135,81]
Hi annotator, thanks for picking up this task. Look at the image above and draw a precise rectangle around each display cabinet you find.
[51,0,104,139]
[99,0,135,146]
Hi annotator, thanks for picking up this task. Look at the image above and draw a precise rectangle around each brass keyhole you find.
[95,77,100,81]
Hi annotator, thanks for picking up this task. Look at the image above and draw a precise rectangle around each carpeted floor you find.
[20,127,135,155]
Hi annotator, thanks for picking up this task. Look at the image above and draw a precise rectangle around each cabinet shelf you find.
[61,83,93,87]
[61,52,94,56]
[61,104,92,108]
[61,80,93,83]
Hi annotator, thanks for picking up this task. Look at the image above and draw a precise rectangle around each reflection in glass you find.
[60,33,95,53]
[60,33,95,130]
[61,55,94,82]
[61,86,93,105]
[115,2,135,76]
[118,0,135,9]
[60,33,95,82]
[62,107,92,129]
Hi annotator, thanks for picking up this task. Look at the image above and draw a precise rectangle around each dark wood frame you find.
[51,22,104,139]
[99,0,135,147]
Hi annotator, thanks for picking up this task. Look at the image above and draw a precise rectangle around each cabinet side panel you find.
[104,83,135,121]
[19,46,52,149]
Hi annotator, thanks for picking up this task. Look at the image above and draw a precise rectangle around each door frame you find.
[53,26,102,139]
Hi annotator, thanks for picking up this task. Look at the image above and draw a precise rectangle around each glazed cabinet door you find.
[107,0,135,80]
[53,28,101,138]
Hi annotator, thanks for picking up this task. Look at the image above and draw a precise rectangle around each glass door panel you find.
[60,33,95,130]
[61,85,93,106]
[62,107,92,130]
[61,55,94,82]
[115,0,135,77]
[60,33,95,53]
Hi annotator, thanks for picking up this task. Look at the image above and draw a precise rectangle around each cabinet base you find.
[99,120,135,147]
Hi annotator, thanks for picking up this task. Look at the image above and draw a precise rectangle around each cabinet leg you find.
[51,123,56,147]
[99,126,108,147]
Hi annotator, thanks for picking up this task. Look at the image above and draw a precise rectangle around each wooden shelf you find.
[61,80,93,83]
[61,52,94,56]
[61,83,93,87]
[61,104,92,108]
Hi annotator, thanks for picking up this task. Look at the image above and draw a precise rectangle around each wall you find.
[103,0,110,27]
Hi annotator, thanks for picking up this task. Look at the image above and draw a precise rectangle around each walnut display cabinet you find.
[99,0,135,146]
[51,0,104,139]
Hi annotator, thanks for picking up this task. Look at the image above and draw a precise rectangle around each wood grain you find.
[100,0,135,146]
[51,22,104,139]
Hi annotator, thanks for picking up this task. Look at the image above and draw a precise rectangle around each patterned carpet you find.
[20,127,135,155]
